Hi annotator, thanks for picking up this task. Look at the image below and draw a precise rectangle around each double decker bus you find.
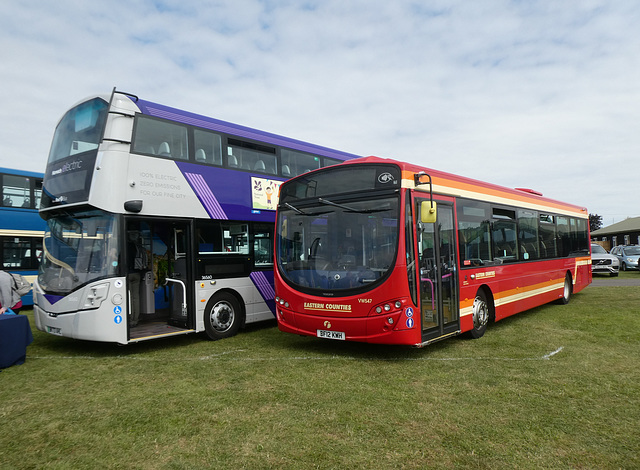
[0,168,44,306]
[33,89,358,344]
[274,156,591,346]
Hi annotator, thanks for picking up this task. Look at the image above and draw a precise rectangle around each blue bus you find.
[0,168,45,306]
[33,89,358,344]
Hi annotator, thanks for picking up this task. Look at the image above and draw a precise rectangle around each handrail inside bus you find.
[164,277,187,314]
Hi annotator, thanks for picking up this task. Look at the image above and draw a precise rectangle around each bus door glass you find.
[415,199,459,341]
[166,224,191,328]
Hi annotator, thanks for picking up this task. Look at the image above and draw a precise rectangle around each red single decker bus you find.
[274,156,591,346]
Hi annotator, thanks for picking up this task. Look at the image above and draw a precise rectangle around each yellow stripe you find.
[0,229,45,237]
[494,281,564,307]
[459,277,566,317]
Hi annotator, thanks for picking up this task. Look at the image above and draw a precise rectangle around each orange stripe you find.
[402,169,587,217]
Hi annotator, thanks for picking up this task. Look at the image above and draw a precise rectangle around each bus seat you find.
[282,165,291,177]
[158,142,171,157]
[254,160,266,172]
[228,155,238,168]
[195,149,207,163]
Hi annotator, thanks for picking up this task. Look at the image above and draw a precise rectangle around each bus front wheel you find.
[204,292,242,340]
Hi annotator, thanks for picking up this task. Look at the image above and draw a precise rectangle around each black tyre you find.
[557,273,572,305]
[204,292,242,340]
[468,290,490,339]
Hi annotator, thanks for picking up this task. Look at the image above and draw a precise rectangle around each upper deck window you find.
[132,115,188,161]
[194,129,223,166]
[2,175,30,208]
[227,139,277,175]
[281,149,322,178]
[1,174,42,209]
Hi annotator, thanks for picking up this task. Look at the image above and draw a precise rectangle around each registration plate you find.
[316,329,345,340]
[46,326,62,336]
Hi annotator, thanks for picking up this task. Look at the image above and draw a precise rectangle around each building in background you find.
[591,217,640,250]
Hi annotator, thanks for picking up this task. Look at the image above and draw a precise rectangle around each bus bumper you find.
[276,308,420,345]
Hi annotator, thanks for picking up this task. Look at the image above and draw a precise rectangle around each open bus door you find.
[415,197,460,344]
[126,218,193,341]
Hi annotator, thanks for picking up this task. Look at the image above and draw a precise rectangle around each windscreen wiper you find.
[281,202,332,217]
[318,198,389,214]
[281,202,307,215]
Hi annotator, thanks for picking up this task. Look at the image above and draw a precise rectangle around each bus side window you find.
[281,149,321,177]
[253,224,274,267]
[132,116,188,161]
[194,129,223,165]
[2,175,31,208]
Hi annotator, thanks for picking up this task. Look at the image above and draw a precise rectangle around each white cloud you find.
[0,0,638,224]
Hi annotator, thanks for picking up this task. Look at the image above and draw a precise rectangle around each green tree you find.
[589,213,603,232]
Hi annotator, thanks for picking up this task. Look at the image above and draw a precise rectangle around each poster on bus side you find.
[251,177,282,211]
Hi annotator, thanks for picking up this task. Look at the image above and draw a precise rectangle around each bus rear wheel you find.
[557,273,572,305]
[468,290,490,339]
[204,292,242,340]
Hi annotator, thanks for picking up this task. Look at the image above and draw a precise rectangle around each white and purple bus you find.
[34,89,358,344]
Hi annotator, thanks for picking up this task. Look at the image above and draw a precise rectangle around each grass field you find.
[1,280,639,469]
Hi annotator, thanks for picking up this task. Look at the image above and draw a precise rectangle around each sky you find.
[1,0,638,226]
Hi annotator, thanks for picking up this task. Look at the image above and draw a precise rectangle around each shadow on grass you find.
[25,300,564,362]
[271,327,464,361]
[28,316,280,359]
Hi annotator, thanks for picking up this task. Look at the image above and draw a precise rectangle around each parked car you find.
[610,245,640,271]
[590,243,620,277]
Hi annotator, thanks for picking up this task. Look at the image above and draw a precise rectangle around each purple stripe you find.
[184,173,227,219]
[250,271,275,301]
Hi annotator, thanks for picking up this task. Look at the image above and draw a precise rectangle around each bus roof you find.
[0,167,44,179]
[339,156,588,218]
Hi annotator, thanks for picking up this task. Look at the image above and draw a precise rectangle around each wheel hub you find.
[473,297,489,329]
[211,302,234,331]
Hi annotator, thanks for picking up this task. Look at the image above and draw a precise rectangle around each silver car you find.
[610,245,640,271]
[591,244,620,277]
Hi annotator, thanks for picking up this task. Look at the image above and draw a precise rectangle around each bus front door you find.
[126,219,192,337]
[415,199,459,343]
